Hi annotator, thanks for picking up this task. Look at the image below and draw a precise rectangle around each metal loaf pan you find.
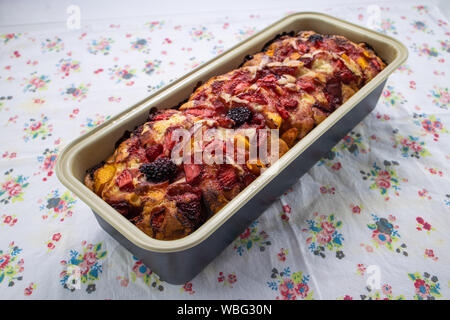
[56,12,408,284]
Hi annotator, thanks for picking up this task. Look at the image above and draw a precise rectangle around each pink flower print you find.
[120,278,129,287]
[375,170,391,189]
[84,252,97,267]
[433,121,442,129]
[316,230,332,245]
[382,284,392,295]
[132,260,150,278]
[279,279,296,300]
[422,119,434,133]
[43,155,56,171]
[2,180,13,190]
[321,221,335,235]
[371,230,391,245]
[410,141,422,153]
[30,121,42,131]
[8,183,22,197]
[357,264,366,275]
[78,261,90,275]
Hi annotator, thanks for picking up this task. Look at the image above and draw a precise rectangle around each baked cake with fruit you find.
[85,31,386,240]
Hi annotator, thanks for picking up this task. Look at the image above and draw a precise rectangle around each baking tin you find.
[56,12,408,284]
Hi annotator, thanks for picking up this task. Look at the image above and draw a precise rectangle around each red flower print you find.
[321,221,335,234]
[47,242,55,250]
[8,183,22,197]
[239,228,251,239]
[342,135,354,146]
[400,138,410,146]
[331,162,342,171]
[352,205,361,214]
[228,273,237,284]
[4,215,12,224]
[424,249,438,261]
[375,170,391,189]
[343,295,353,300]
[433,121,442,129]
[183,282,193,292]
[0,254,11,269]
[30,121,42,131]
[294,282,309,298]
[218,272,225,283]
[316,230,332,245]
[410,141,422,153]
[422,119,434,132]
[357,264,366,275]
[416,217,424,224]
[425,249,434,257]
[282,205,291,214]
[414,279,430,298]
[24,283,35,296]
[279,279,296,300]
[277,248,287,262]
[423,223,431,231]
[52,233,62,241]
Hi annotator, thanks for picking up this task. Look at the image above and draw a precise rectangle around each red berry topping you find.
[184,164,202,184]
[218,165,238,190]
[116,169,133,192]
[145,144,163,162]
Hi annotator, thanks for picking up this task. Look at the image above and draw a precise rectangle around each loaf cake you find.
[85,31,386,240]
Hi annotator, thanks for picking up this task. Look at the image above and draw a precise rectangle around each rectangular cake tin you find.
[56,12,408,284]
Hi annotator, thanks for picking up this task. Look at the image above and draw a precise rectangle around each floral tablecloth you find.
[0,1,449,300]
